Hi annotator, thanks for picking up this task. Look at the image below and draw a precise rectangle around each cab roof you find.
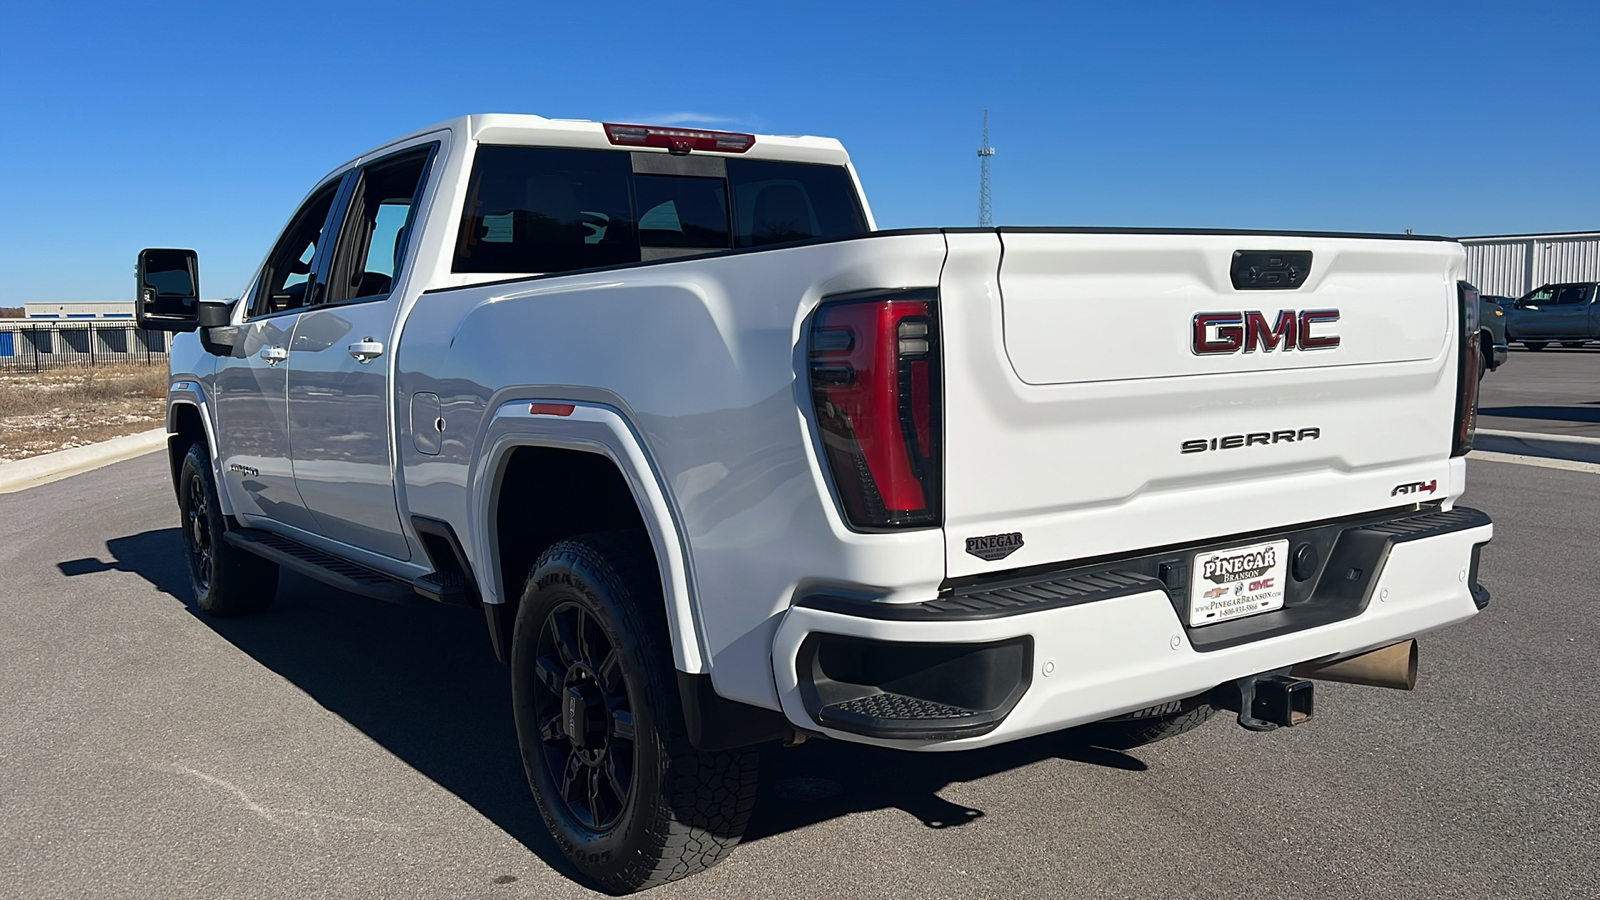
[362,113,853,168]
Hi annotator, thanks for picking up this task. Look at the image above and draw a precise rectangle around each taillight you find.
[807,290,942,529]
[1452,281,1481,457]
[603,123,755,154]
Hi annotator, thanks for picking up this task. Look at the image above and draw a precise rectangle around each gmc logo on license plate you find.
[1192,310,1340,355]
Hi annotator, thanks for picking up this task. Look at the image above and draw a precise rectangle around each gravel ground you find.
[0,365,166,461]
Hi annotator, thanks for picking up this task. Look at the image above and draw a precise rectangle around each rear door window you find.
[1552,284,1594,305]
[726,159,868,248]
[455,147,637,274]
[325,144,436,304]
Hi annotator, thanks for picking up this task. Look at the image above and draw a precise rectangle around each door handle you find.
[259,346,288,366]
[348,339,385,363]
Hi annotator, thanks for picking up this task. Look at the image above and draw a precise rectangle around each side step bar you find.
[223,528,419,605]
[410,516,481,606]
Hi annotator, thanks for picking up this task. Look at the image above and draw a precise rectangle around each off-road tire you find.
[1086,694,1217,749]
[511,531,759,893]
[177,443,278,616]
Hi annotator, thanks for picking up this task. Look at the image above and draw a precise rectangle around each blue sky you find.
[1,1,1595,303]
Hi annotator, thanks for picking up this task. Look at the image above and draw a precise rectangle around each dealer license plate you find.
[1187,539,1289,627]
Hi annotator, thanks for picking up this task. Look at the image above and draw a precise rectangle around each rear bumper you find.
[771,507,1492,749]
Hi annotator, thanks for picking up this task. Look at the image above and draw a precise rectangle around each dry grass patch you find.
[0,365,168,462]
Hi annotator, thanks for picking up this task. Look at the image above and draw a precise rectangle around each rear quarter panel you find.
[396,233,949,709]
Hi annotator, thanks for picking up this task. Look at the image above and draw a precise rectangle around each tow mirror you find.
[135,248,200,332]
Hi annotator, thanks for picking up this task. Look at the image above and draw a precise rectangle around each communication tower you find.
[977,110,996,227]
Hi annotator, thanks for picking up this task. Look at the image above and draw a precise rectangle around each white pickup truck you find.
[138,114,1493,892]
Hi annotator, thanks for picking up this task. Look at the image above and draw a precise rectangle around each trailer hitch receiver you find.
[1214,671,1314,732]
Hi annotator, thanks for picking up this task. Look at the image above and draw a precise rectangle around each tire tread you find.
[519,532,758,893]
[1088,696,1217,749]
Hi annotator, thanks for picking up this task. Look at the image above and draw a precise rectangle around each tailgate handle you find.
[1231,250,1312,290]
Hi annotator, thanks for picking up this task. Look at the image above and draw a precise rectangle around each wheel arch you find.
[475,401,707,674]
[166,389,232,516]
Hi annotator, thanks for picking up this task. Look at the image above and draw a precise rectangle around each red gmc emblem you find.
[1192,309,1340,355]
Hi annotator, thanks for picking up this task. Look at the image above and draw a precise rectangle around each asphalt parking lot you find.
[1480,345,1600,439]
[2,359,1597,900]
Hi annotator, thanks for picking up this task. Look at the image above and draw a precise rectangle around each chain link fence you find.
[0,322,170,371]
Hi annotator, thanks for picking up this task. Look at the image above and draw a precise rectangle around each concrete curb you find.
[1475,428,1600,466]
[1470,450,1600,476]
[0,429,167,494]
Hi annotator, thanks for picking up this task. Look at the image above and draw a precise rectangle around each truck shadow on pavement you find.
[60,527,1150,867]
[746,726,1146,841]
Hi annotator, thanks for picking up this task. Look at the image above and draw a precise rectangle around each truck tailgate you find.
[938,229,1466,579]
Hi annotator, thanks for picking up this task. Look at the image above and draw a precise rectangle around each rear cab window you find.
[453,147,868,275]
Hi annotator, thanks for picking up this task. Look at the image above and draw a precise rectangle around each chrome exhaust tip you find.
[1292,639,1418,691]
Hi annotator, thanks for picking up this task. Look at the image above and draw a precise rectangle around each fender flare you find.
[473,400,707,674]
[166,383,233,517]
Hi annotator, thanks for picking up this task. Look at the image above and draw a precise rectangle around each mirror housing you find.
[197,299,239,355]
[197,298,233,328]
[136,248,201,332]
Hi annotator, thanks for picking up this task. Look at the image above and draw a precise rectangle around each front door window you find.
[251,181,343,318]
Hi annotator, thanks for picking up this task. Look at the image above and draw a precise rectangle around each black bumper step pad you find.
[797,568,1162,621]
[1358,506,1492,543]
[828,692,983,721]
[815,690,996,739]
[799,634,1032,740]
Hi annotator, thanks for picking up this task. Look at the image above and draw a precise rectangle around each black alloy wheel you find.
[184,469,215,594]
[511,532,760,893]
[531,601,636,831]
[176,442,278,616]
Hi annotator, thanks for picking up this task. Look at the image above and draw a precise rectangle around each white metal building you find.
[1460,231,1600,299]
[23,301,136,319]
[0,316,167,366]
